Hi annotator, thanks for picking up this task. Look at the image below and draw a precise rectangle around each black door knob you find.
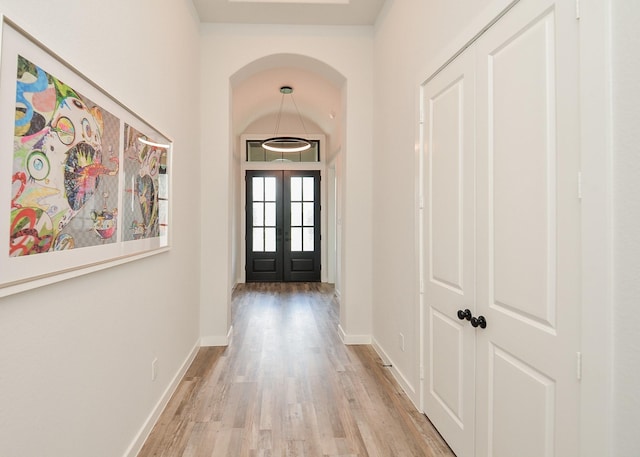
[471,315,487,329]
[457,309,472,321]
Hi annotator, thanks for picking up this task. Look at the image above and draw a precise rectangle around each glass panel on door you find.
[251,176,277,253]
[289,176,315,253]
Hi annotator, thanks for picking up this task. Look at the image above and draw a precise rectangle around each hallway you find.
[138,282,455,456]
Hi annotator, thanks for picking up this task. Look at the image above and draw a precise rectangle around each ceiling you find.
[233,66,341,135]
[192,0,386,26]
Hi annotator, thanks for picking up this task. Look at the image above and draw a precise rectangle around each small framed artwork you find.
[0,17,172,295]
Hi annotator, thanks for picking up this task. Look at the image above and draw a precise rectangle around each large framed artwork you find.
[0,17,171,296]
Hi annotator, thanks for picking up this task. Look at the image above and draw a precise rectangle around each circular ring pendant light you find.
[262,86,311,153]
[262,137,312,153]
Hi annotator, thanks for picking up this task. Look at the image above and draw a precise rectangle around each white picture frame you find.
[0,17,172,296]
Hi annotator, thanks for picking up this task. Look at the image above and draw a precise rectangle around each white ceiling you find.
[192,0,386,25]
[233,67,342,136]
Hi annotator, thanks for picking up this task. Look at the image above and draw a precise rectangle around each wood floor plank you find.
[137,283,455,457]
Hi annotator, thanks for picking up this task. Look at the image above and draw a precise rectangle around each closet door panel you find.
[490,11,555,326]
[422,48,476,457]
[490,346,556,457]
[475,0,581,456]
[430,82,464,291]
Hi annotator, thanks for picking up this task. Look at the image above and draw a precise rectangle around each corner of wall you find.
[371,337,419,410]
[200,325,233,347]
[123,341,200,457]
[338,324,372,345]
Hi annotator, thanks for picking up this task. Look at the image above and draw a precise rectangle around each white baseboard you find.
[371,338,420,410]
[123,340,200,457]
[200,325,233,347]
[338,324,372,345]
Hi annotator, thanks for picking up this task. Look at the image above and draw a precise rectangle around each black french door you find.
[245,170,321,282]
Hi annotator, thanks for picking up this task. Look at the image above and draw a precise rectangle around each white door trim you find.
[577,0,613,455]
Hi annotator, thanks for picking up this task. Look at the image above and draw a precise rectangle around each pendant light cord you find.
[272,90,308,136]
[262,86,311,153]
[290,93,308,135]
[273,93,285,137]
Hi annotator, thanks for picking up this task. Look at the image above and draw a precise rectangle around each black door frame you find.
[245,170,321,282]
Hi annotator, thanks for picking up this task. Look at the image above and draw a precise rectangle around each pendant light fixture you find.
[262,86,311,153]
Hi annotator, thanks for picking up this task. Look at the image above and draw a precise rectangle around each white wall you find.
[372,0,508,404]
[0,1,202,456]
[611,1,640,455]
[199,23,374,344]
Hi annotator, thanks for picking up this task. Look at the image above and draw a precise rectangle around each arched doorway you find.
[230,54,345,288]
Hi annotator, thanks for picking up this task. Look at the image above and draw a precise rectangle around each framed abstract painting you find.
[0,17,172,295]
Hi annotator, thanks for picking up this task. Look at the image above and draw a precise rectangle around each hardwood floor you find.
[137,282,455,457]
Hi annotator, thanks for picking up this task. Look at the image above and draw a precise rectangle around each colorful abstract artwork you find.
[11,55,120,256]
[0,18,171,294]
[122,125,168,241]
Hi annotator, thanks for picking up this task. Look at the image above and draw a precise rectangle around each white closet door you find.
[421,47,476,457]
[474,0,581,456]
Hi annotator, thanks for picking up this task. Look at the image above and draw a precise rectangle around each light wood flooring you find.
[137,282,455,457]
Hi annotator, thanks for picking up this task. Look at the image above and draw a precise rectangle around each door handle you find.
[470,315,487,329]
[457,309,487,329]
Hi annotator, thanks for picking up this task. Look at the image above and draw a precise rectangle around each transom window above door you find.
[246,140,320,162]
